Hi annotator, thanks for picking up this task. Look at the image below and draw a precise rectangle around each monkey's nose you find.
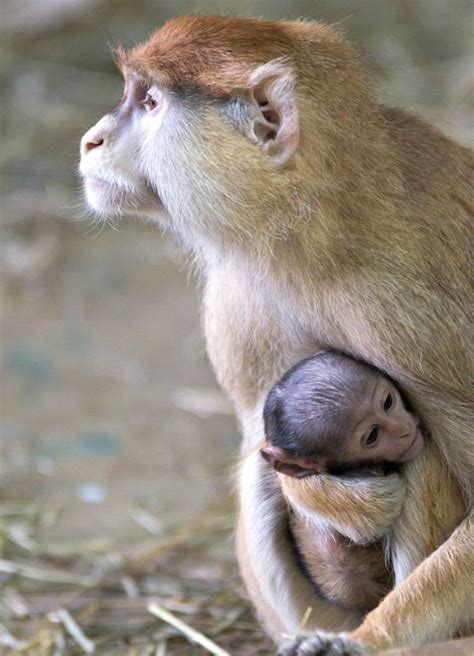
[84,138,104,153]
[385,417,411,439]
[80,115,115,158]
[81,136,104,156]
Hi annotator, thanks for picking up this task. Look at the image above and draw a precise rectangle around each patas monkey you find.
[79,16,473,654]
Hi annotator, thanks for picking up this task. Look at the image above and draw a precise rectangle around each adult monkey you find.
[79,16,473,654]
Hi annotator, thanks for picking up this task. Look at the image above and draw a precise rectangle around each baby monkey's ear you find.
[260,445,320,478]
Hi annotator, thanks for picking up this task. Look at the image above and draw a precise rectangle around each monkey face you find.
[79,18,304,252]
[79,76,167,221]
[79,74,297,247]
[347,381,424,464]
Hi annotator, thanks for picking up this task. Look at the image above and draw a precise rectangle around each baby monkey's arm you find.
[280,469,407,544]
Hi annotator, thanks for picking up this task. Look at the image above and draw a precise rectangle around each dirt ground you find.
[1,1,473,654]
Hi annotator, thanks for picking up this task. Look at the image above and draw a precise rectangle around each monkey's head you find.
[79,15,378,255]
[261,351,424,478]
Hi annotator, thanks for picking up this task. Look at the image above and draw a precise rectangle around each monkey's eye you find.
[383,393,393,412]
[364,427,380,447]
[142,90,161,112]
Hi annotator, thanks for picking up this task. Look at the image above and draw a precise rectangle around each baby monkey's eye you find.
[364,427,380,447]
[383,392,393,411]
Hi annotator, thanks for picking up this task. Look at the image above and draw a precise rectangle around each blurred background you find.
[1,1,473,654]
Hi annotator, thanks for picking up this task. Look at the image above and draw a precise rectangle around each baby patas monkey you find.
[261,350,424,612]
[262,350,423,479]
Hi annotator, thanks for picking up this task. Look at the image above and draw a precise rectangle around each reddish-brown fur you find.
[119,15,358,97]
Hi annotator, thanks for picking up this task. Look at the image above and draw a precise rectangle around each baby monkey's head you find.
[261,351,423,478]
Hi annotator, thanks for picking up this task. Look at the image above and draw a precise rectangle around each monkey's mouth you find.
[400,426,424,461]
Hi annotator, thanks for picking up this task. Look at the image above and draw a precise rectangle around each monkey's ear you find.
[247,60,299,164]
[260,446,317,478]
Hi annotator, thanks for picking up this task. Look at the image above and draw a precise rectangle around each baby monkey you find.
[262,350,423,479]
[260,350,424,612]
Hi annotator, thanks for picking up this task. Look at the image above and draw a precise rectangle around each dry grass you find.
[0,500,272,655]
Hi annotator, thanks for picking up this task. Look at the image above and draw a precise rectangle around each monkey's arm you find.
[388,439,466,584]
[278,442,472,655]
[352,515,474,645]
[237,450,362,640]
[279,519,473,655]
[280,468,407,544]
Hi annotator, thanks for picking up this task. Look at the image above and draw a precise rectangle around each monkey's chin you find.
[83,176,162,219]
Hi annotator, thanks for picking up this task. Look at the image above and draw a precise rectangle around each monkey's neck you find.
[202,184,405,296]
[201,108,404,277]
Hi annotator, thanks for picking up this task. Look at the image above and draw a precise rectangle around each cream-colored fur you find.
[79,16,473,654]
[277,439,466,638]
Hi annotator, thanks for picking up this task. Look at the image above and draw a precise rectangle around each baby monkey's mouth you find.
[400,425,424,461]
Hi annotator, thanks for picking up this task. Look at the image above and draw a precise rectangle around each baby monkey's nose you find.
[384,416,411,439]
[397,425,413,440]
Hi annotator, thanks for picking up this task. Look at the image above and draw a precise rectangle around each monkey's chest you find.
[289,512,392,613]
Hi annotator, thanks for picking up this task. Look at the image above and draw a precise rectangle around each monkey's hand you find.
[281,471,407,544]
[278,631,369,656]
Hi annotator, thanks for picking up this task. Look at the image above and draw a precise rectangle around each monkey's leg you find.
[237,451,363,641]
[277,516,474,655]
